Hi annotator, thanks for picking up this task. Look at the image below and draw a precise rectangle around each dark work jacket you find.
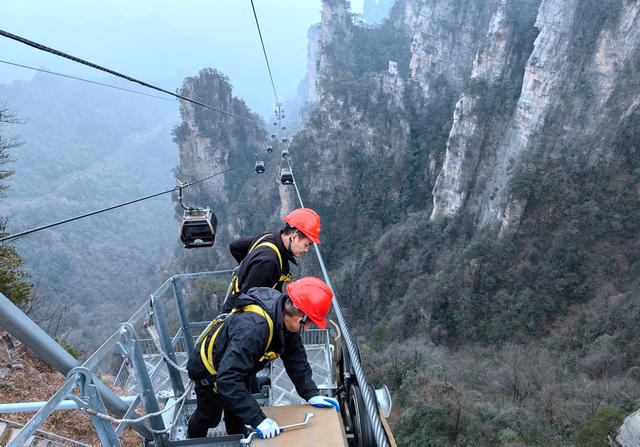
[186,287,318,428]
[224,231,297,312]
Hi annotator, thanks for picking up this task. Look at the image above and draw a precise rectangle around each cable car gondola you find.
[255,160,265,174]
[280,167,294,185]
[271,134,276,140]
[179,208,217,248]
[282,137,289,144]
[176,182,217,248]
[281,148,289,159]
[266,145,273,153]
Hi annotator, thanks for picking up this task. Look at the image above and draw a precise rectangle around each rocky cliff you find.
[172,69,282,271]
[296,0,640,237]
[173,1,640,444]
[432,0,640,236]
[284,1,640,444]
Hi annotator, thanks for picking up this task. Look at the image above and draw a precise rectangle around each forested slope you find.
[289,0,640,445]
[169,0,640,445]
[1,73,178,348]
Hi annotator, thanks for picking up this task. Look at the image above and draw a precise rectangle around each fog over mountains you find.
[1,72,179,346]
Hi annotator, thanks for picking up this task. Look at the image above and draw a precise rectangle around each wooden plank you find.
[253,404,348,447]
[379,407,397,447]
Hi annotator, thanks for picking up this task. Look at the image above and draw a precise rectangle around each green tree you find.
[571,406,624,447]
[0,104,32,307]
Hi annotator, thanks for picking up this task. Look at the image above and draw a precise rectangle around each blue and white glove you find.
[256,417,281,439]
[308,395,341,412]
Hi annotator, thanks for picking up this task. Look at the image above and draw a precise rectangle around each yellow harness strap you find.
[232,235,288,293]
[199,304,277,377]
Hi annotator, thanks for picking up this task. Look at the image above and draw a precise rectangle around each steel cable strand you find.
[84,381,193,428]
[249,0,279,104]
[0,29,258,123]
[0,59,174,101]
[0,165,236,244]
[286,159,391,447]
[145,324,188,373]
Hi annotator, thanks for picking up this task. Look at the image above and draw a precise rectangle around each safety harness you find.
[197,304,279,378]
[231,233,292,294]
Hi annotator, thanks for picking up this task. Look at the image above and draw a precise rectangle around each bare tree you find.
[0,103,24,194]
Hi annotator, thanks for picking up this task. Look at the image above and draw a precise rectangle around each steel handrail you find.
[0,417,92,447]
[2,269,236,446]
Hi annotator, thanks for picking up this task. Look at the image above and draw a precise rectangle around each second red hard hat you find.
[284,208,321,244]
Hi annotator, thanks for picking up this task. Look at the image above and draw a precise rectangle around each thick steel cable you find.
[286,158,391,447]
[0,29,259,123]
[249,0,279,104]
[0,59,173,101]
[0,166,235,243]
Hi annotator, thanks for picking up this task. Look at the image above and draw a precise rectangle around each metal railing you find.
[0,269,234,447]
[0,417,92,447]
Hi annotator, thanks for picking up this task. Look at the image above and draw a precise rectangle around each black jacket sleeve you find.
[215,313,270,428]
[229,237,253,264]
[281,332,319,401]
[239,251,280,293]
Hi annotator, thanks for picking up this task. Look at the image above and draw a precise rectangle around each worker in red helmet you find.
[186,277,340,439]
[222,208,321,313]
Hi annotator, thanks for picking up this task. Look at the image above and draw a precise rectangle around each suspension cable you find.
[0,166,234,244]
[249,0,279,104]
[0,29,259,123]
[286,158,391,447]
[0,59,174,102]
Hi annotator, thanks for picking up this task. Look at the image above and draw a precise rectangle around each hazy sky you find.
[0,0,364,117]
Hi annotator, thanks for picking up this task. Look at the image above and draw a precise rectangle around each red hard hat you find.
[284,208,321,244]
[286,277,333,329]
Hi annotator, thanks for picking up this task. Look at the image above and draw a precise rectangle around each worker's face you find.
[284,313,313,333]
[289,233,312,257]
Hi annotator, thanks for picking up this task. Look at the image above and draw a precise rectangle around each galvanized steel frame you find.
[0,269,234,447]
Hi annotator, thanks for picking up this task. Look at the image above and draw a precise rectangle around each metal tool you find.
[240,412,314,445]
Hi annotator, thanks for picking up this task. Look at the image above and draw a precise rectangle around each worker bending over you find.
[223,208,321,313]
[186,277,340,439]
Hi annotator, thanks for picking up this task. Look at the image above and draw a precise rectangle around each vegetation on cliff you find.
[166,1,640,445]
[0,105,32,308]
[286,0,640,445]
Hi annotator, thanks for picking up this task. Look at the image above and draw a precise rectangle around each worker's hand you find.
[256,417,281,438]
[308,395,341,412]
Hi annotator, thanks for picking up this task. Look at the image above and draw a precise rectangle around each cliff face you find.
[303,0,640,239]
[172,2,640,444]
[173,69,279,265]
[405,0,493,100]
[431,0,640,234]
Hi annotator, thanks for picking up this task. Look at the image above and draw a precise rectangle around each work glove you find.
[308,395,341,412]
[256,417,281,439]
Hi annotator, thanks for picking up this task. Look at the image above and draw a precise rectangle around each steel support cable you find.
[286,158,391,447]
[0,29,258,123]
[249,0,279,104]
[0,166,234,244]
[145,324,188,373]
[0,59,174,101]
[84,381,193,429]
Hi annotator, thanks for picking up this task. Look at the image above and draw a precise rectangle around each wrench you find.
[240,412,314,445]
